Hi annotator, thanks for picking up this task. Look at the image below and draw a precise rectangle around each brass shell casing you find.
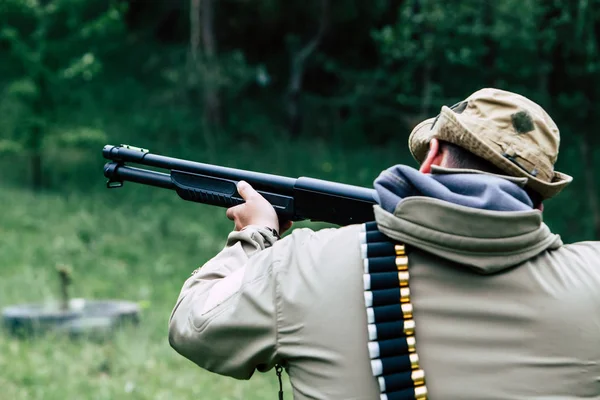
[411,369,426,386]
[398,271,410,286]
[406,336,416,352]
[409,353,420,370]
[394,244,406,256]
[401,303,413,320]
[395,256,409,271]
[403,319,416,336]
[414,385,428,399]
[400,287,410,303]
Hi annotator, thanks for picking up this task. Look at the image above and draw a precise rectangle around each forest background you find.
[1,1,599,399]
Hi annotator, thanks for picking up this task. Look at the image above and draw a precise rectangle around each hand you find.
[226,181,293,236]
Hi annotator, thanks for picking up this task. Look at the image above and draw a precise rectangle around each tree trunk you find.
[189,0,220,125]
[30,82,44,191]
[419,0,433,116]
[202,0,220,127]
[30,66,48,191]
[190,0,201,68]
[575,0,600,238]
[287,0,330,137]
[579,131,600,238]
[420,60,433,115]
[482,0,498,86]
[536,0,558,106]
[190,0,217,154]
[31,147,43,191]
[28,3,50,191]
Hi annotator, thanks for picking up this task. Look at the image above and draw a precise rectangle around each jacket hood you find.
[372,165,563,274]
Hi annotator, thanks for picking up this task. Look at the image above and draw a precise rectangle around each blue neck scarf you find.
[374,165,533,213]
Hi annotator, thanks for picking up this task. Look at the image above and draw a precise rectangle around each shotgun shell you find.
[411,369,426,386]
[403,319,416,336]
[395,244,406,256]
[415,385,428,399]
[400,287,410,303]
[410,353,420,370]
[398,271,410,286]
[407,336,416,353]
[396,256,409,271]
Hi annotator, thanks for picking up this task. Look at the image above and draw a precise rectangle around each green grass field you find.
[0,185,294,400]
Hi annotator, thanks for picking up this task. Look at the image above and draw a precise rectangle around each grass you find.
[0,184,291,400]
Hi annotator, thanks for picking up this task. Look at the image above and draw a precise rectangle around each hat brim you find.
[408,107,572,200]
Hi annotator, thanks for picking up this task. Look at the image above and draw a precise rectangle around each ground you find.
[0,186,291,400]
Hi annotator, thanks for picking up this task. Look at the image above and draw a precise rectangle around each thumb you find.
[237,180,257,200]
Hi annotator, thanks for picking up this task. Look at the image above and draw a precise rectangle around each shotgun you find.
[102,144,377,226]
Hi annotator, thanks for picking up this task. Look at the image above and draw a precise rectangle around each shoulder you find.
[533,240,600,293]
[274,224,364,256]
[553,241,600,267]
[561,240,600,252]
[270,223,366,288]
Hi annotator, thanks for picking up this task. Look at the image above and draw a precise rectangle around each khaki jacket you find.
[169,197,600,399]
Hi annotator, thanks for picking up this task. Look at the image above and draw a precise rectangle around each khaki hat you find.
[408,88,572,199]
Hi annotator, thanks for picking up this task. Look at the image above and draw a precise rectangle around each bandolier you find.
[360,222,428,400]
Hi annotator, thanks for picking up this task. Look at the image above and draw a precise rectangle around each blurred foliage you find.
[0,0,126,188]
[0,0,598,240]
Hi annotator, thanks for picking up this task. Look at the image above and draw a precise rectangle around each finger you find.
[234,220,244,231]
[237,180,259,201]
[226,204,243,221]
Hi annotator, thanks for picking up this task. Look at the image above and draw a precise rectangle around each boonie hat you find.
[408,88,572,199]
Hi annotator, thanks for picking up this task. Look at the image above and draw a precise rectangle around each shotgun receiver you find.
[103,144,377,226]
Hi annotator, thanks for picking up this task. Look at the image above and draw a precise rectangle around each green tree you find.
[0,0,125,189]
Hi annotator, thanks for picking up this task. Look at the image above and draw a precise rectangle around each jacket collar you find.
[372,166,562,274]
[373,165,533,215]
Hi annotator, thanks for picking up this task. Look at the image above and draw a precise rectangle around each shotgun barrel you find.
[103,144,377,226]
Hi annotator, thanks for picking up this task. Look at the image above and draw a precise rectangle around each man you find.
[168,88,600,399]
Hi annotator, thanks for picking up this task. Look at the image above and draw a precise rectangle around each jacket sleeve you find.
[168,225,281,380]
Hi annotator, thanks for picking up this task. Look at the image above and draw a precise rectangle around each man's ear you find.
[419,138,442,173]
